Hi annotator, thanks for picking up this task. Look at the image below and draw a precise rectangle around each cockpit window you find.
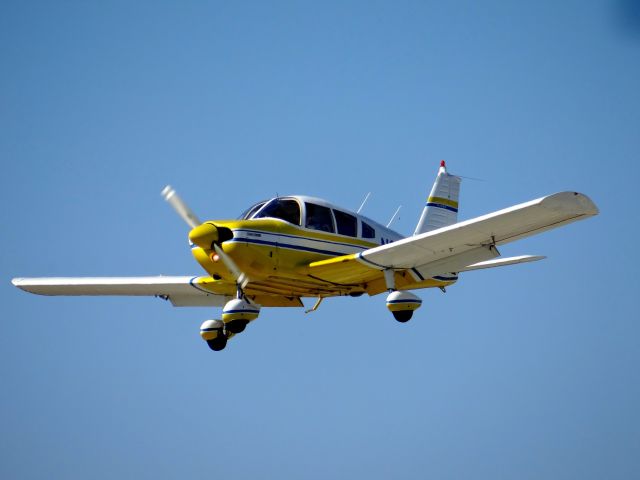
[333,209,357,237]
[254,198,300,225]
[305,203,335,233]
[238,201,267,220]
[361,221,375,239]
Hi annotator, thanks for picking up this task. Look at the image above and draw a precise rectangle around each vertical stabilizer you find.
[413,161,461,235]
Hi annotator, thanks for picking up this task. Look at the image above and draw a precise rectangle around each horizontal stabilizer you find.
[460,255,546,272]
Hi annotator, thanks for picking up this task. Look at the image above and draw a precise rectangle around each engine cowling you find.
[386,290,422,322]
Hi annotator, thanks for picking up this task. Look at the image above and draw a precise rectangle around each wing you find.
[11,276,232,307]
[306,192,598,289]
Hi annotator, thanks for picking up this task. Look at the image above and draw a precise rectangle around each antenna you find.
[386,206,402,228]
[357,192,371,214]
[456,175,486,182]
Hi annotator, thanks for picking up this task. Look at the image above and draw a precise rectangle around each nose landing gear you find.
[199,296,261,351]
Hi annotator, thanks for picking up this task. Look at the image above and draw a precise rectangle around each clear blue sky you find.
[2,1,639,478]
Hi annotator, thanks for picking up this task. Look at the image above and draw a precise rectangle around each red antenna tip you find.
[440,160,446,167]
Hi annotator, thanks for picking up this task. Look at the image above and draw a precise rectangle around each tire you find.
[225,319,248,334]
[207,336,228,351]
[392,310,413,323]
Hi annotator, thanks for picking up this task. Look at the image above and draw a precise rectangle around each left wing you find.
[11,276,231,307]
[306,191,598,288]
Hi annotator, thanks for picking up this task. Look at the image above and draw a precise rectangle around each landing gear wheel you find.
[392,310,413,323]
[225,319,249,334]
[207,335,228,351]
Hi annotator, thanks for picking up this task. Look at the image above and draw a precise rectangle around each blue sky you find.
[2,1,639,478]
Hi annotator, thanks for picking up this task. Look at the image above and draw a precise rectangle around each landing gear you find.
[200,319,228,350]
[225,319,248,334]
[199,293,261,351]
[206,336,228,351]
[392,310,414,323]
[222,295,260,334]
[386,290,422,322]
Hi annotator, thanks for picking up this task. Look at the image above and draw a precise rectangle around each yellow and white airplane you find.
[12,162,598,351]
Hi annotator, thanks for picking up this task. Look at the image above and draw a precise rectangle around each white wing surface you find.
[308,192,598,284]
[11,276,230,307]
[459,255,547,272]
[361,191,597,268]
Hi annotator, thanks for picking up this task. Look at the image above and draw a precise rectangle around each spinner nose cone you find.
[189,222,219,250]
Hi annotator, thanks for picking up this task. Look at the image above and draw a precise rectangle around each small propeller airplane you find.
[12,162,598,351]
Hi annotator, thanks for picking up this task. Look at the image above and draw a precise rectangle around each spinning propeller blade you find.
[161,185,250,291]
[214,244,249,289]
[161,185,201,228]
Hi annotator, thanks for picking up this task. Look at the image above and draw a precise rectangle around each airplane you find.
[12,161,599,351]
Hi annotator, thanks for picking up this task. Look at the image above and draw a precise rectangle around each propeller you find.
[161,185,222,250]
[161,185,202,228]
[160,185,250,295]
[213,244,250,290]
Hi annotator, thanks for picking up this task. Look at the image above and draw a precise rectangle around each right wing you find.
[11,276,232,307]
[307,191,598,286]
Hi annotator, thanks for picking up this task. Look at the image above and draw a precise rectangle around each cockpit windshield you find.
[254,198,301,225]
[238,201,267,220]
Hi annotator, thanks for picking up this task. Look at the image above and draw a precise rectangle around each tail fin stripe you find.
[427,196,459,209]
[426,202,458,213]
[413,162,462,236]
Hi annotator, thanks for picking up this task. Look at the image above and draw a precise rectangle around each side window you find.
[361,221,375,239]
[305,203,335,233]
[333,210,357,237]
[255,199,300,225]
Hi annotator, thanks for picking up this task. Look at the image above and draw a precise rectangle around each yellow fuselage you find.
[188,219,456,305]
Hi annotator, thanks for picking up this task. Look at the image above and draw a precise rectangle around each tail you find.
[413,161,461,235]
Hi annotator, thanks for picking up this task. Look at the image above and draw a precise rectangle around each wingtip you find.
[11,278,29,292]
[11,278,49,294]
[541,192,599,217]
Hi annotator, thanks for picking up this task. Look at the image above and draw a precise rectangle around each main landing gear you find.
[383,269,423,323]
[386,290,423,322]
[200,288,261,351]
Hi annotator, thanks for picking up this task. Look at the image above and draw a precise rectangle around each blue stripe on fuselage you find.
[227,237,345,257]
